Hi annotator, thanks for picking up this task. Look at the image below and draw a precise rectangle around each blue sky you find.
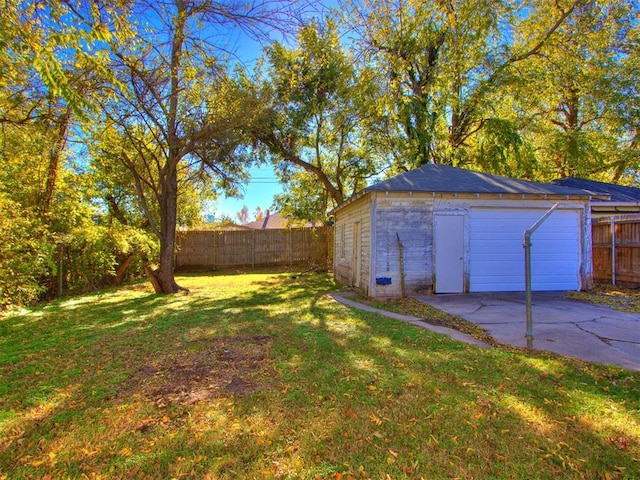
[212,164,283,221]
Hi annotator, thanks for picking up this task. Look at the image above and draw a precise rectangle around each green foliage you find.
[511,0,639,181]
[342,0,639,182]
[476,118,537,178]
[60,222,158,295]
[0,0,129,115]
[0,195,53,309]
[346,0,518,167]
[273,171,331,224]
[246,20,382,217]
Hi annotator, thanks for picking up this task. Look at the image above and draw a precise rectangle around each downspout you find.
[523,203,559,350]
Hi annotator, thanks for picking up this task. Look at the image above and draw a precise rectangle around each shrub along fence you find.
[175,227,333,270]
[592,215,640,287]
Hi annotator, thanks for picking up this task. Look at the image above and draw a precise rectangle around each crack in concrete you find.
[572,316,640,346]
[468,301,487,315]
[575,321,640,346]
[575,321,613,345]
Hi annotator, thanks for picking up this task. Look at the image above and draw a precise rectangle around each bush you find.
[0,195,54,310]
[60,222,157,294]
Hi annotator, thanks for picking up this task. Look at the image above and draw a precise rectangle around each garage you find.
[469,208,581,292]
[332,164,593,298]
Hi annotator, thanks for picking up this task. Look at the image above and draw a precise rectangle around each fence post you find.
[611,217,616,285]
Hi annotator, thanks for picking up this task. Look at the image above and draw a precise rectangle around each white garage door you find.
[469,208,581,292]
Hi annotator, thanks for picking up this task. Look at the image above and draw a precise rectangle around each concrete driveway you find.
[413,292,640,371]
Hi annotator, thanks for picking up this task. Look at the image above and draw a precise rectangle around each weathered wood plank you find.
[592,217,640,286]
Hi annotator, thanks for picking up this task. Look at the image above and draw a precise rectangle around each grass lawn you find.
[1,271,639,479]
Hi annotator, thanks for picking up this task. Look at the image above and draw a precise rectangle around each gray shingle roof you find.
[552,177,640,203]
[365,164,591,196]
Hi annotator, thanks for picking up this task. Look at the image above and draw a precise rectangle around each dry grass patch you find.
[567,284,640,313]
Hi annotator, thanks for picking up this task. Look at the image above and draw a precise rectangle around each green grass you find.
[1,271,639,479]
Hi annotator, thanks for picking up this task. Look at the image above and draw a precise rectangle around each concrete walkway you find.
[414,292,640,371]
[328,292,490,348]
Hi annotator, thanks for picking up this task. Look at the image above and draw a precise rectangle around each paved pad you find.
[413,292,640,371]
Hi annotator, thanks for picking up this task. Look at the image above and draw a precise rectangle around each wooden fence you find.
[592,215,640,287]
[175,227,333,270]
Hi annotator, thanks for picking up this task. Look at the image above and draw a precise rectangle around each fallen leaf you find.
[344,407,356,418]
[119,447,133,457]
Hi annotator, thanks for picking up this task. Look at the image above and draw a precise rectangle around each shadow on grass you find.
[1,270,639,479]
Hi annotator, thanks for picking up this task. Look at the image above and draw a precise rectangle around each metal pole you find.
[523,203,560,350]
[524,237,533,349]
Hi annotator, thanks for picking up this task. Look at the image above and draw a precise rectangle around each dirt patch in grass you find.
[119,334,279,406]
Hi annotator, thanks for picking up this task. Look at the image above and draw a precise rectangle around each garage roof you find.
[365,164,592,196]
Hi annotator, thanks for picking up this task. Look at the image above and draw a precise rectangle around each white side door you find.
[434,214,465,293]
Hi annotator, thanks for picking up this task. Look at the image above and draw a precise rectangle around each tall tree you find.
[512,0,639,181]
[95,0,298,293]
[345,0,587,170]
[242,20,382,219]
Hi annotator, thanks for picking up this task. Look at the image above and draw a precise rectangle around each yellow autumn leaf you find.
[370,413,383,425]
[119,447,133,457]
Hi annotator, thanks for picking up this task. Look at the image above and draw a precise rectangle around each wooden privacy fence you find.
[175,227,333,270]
[592,215,640,287]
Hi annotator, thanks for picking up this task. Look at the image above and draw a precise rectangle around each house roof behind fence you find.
[552,177,640,203]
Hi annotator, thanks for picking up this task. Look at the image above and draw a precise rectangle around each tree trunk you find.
[113,254,134,286]
[144,264,163,293]
[41,106,72,218]
[155,169,182,294]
